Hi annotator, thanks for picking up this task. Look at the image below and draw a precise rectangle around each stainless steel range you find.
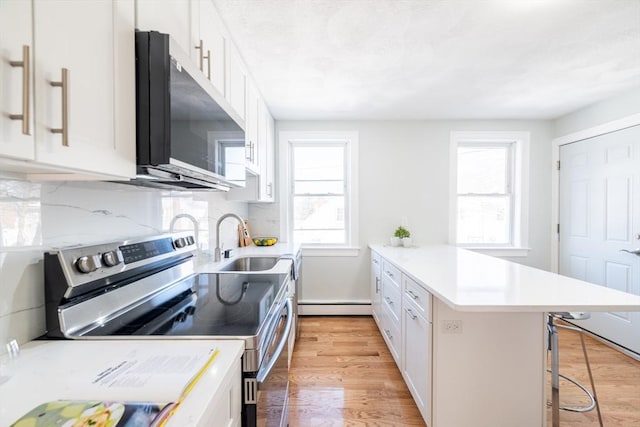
[44,232,292,427]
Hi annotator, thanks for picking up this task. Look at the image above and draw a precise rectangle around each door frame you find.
[550,112,640,273]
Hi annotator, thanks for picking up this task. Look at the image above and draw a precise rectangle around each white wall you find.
[0,178,248,348]
[256,120,553,306]
[553,88,640,137]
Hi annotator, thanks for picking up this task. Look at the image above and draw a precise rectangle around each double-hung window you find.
[451,131,530,256]
[280,131,359,255]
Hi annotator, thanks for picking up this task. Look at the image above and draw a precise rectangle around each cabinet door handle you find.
[267,183,273,197]
[195,39,204,71]
[406,289,418,300]
[375,277,380,293]
[9,45,31,135]
[203,49,211,80]
[50,68,69,147]
[406,308,417,320]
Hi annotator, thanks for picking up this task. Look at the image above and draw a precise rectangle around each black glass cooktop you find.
[88,273,287,338]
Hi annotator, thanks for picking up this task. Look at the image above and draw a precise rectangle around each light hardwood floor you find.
[288,316,640,427]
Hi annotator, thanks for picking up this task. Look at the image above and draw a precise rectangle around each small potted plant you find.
[391,226,412,247]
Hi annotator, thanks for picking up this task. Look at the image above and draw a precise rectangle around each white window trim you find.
[449,131,530,257]
[279,131,360,257]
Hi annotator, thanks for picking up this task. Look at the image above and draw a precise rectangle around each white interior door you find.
[559,124,640,355]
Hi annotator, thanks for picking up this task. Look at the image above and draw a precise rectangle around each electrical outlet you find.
[442,320,463,334]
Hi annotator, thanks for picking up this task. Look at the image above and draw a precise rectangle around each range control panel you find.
[46,234,196,281]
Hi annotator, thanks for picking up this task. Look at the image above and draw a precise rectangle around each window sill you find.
[300,246,361,257]
[462,246,531,257]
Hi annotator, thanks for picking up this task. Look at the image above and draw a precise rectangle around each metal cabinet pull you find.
[195,39,204,71]
[266,183,273,197]
[50,68,69,147]
[406,289,418,299]
[385,296,393,305]
[9,45,31,135]
[204,49,211,80]
[384,329,392,339]
[375,277,380,293]
[406,308,417,320]
[386,270,394,278]
[373,259,379,265]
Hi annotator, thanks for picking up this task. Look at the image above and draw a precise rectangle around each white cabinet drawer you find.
[381,308,402,365]
[382,274,402,323]
[382,260,401,287]
[403,275,432,322]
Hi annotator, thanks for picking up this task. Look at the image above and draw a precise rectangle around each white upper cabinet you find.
[135,0,193,55]
[0,0,34,161]
[258,100,275,201]
[226,43,246,121]
[0,0,135,179]
[245,79,259,174]
[32,0,135,178]
[193,0,226,95]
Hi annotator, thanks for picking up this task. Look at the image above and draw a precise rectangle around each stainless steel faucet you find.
[170,213,199,248]
[215,213,247,262]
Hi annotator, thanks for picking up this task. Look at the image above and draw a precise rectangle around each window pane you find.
[293,195,345,243]
[457,146,508,194]
[293,146,344,180]
[294,180,344,195]
[457,196,511,244]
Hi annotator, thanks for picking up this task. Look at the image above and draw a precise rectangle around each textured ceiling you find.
[213,0,640,120]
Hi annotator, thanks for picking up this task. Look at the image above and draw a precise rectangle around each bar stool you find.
[547,312,603,427]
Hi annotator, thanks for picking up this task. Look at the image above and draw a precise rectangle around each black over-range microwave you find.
[132,31,246,191]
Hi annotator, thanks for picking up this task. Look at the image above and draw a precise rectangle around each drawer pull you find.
[406,308,417,320]
[50,68,69,147]
[385,296,393,305]
[406,289,418,299]
[9,45,30,135]
[384,329,392,339]
[386,270,394,278]
[373,259,379,265]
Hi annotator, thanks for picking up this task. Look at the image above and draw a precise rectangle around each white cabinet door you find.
[196,0,226,95]
[244,80,259,174]
[136,0,193,56]
[226,44,246,121]
[33,0,135,178]
[257,100,275,201]
[0,0,34,160]
[403,296,432,425]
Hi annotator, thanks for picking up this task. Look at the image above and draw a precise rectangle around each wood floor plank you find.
[289,316,640,426]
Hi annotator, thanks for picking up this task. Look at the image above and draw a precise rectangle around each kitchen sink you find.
[219,256,280,272]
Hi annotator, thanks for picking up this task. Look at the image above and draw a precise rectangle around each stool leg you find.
[578,332,604,427]
[549,317,560,427]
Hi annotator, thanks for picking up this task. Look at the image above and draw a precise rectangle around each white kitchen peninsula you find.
[369,244,640,427]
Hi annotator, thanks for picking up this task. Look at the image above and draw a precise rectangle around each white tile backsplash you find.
[0,178,248,348]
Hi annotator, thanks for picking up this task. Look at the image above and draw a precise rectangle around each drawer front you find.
[403,275,432,322]
[382,260,401,287]
[371,251,381,269]
[381,311,402,365]
[382,275,402,323]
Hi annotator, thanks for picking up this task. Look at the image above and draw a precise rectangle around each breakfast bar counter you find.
[369,244,640,427]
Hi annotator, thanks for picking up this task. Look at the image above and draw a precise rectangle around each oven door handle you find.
[256,298,293,384]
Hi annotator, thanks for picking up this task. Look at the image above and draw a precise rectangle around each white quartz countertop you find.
[370,244,640,312]
[0,340,244,426]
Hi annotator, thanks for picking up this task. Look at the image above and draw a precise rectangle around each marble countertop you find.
[370,244,640,312]
[0,340,244,426]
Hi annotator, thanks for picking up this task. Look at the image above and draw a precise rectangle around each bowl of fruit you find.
[253,237,278,246]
